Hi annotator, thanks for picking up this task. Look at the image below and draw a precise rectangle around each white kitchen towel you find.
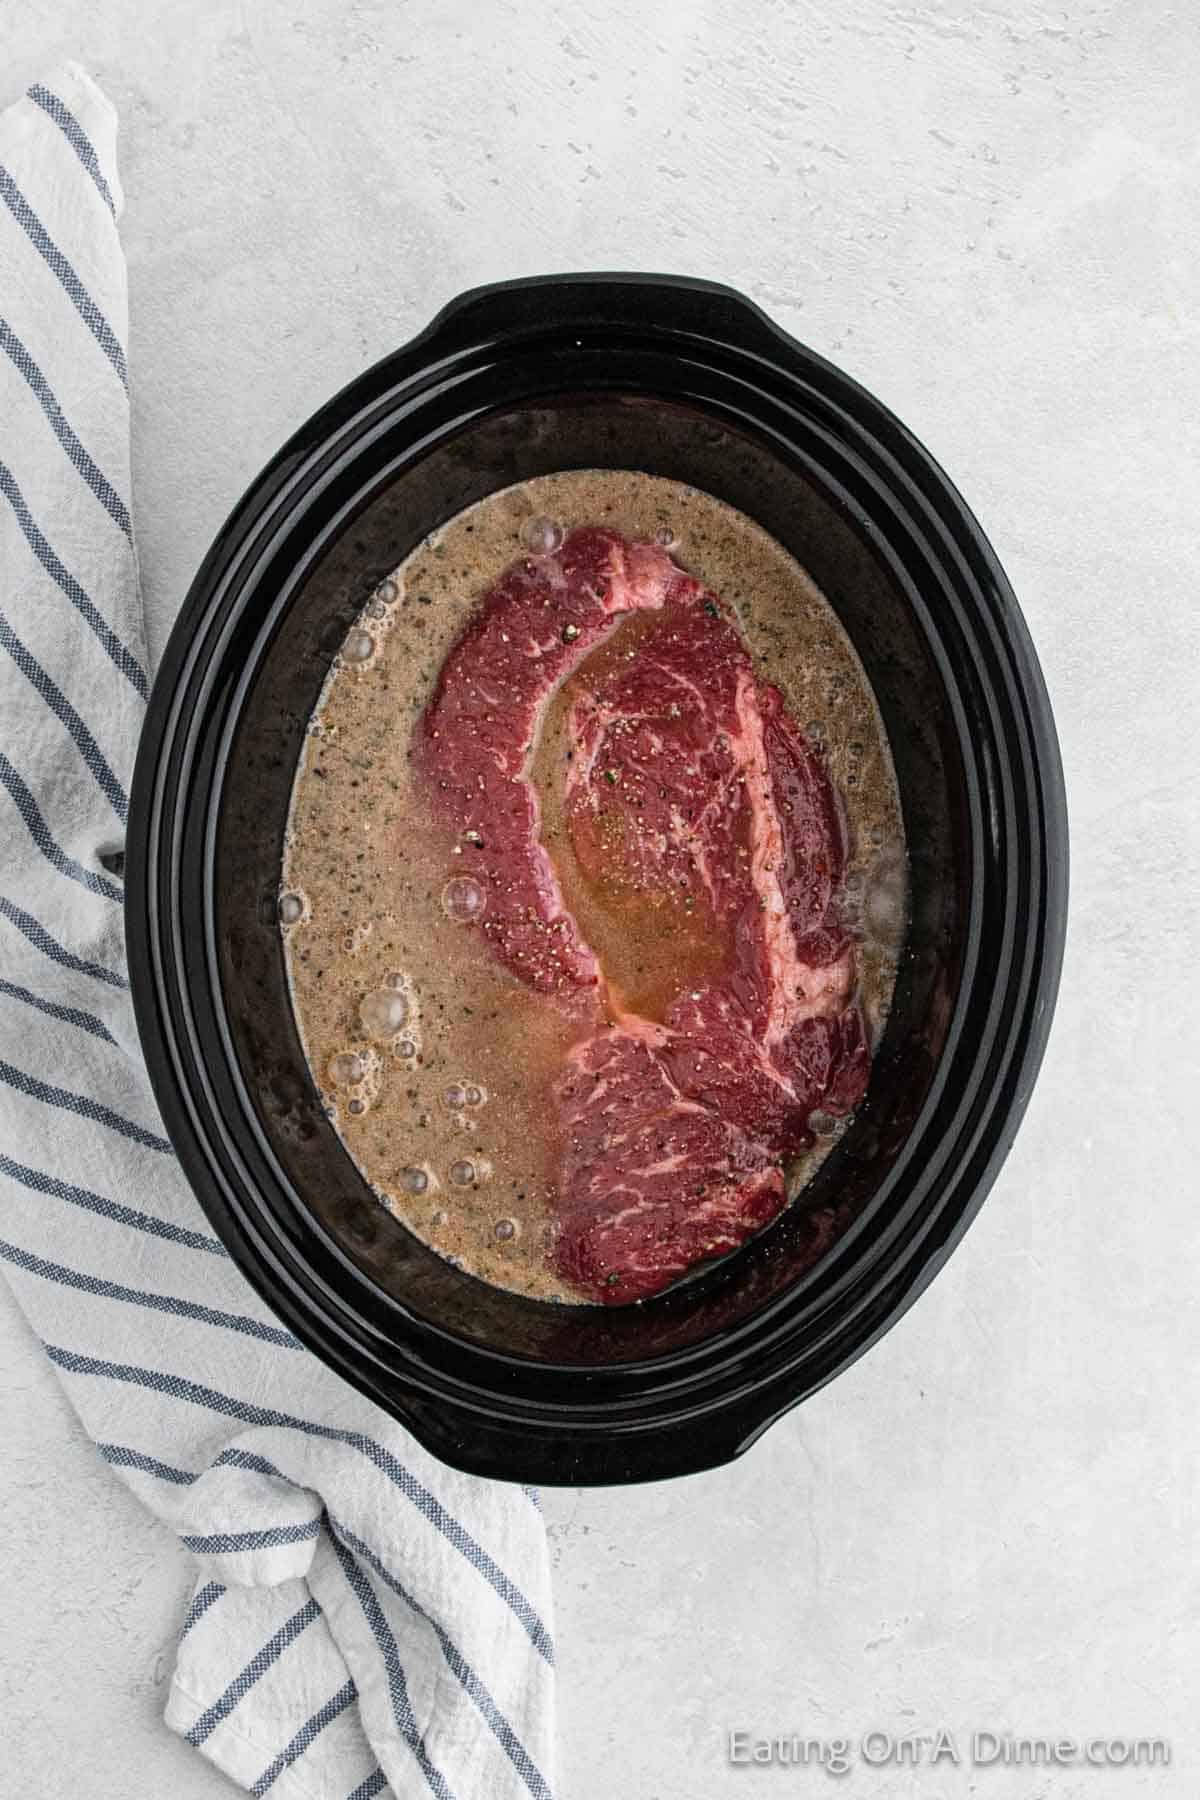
[0,65,554,1800]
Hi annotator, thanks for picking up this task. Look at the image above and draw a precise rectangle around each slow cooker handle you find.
[415,270,799,361]
[394,1387,778,1486]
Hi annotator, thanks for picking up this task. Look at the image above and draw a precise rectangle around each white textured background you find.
[3,2,1199,1796]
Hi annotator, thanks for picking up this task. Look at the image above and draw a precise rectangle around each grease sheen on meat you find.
[413,527,869,1302]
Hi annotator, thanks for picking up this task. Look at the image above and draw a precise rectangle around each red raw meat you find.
[413,527,868,1302]
[414,528,678,992]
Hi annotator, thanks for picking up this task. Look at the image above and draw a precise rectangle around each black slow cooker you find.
[126,274,1067,1485]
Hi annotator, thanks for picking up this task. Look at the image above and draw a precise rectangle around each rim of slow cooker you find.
[127,274,1066,1478]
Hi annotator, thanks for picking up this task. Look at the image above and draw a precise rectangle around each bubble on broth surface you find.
[653,524,677,548]
[329,1051,365,1086]
[359,988,410,1038]
[347,1096,367,1116]
[395,1037,418,1060]
[342,628,376,665]
[464,1084,486,1107]
[522,515,564,555]
[278,891,306,925]
[401,1166,430,1195]
[493,1217,517,1241]
[444,1082,468,1108]
[376,577,400,605]
[449,1159,476,1187]
[441,875,486,922]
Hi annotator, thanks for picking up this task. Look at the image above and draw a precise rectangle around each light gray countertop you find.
[3,3,1199,1795]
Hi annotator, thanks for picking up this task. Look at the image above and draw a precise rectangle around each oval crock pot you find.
[125,273,1068,1486]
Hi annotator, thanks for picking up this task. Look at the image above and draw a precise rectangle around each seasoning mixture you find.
[282,472,906,1303]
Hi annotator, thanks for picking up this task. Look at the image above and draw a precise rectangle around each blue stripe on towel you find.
[0,1058,173,1151]
[180,1581,227,1637]
[214,1447,289,1479]
[0,1236,298,1345]
[0,1151,223,1253]
[331,1533,457,1800]
[348,1436,554,1666]
[0,975,117,1042]
[0,319,131,537]
[0,460,146,696]
[185,1598,321,1745]
[251,1679,359,1796]
[0,164,127,385]
[99,1441,198,1485]
[334,1518,553,1800]
[42,1346,554,1662]
[0,751,123,900]
[0,894,127,986]
[180,1519,320,1555]
[0,609,129,820]
[25,84,117,217]
[347,1771,389,1800]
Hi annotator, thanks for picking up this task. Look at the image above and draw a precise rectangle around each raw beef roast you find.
[414,527,868,1302]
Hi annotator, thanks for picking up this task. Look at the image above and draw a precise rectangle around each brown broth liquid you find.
[282,473,906,1303]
